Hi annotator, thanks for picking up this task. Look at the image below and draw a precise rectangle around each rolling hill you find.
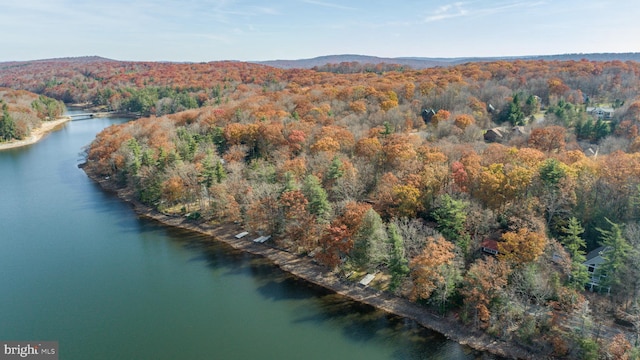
[255,52,640,69]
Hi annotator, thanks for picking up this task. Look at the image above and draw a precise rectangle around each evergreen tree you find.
[382,121,393,136]
[280,172,298,194]
[213,160,226,184]
[562,217,587,260]
[141,148,155,167]
[208,126,227,155]
[351,208,388,269]
[0,103,17,141]
[575,117,594,141]
[539,158,566,188]
[597,218,632,293]
[593,118,611,141]
[500,94,526,126]
[576,116,611,142]
[388,223,409,291]
[302,174,331,220]
[431,194,469,253]
[326,156,344,181]
[561,217,590,289]
[126,138,142,176]
[523,95,540,117]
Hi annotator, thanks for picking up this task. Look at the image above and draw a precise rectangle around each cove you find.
[0,112,485,359]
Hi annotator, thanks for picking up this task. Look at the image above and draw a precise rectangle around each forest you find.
[0,88,65,142]
[4,57,640,358]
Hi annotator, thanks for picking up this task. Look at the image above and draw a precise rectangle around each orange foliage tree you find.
[409,236,456,301]
[278,190,320,253]
[316,224,351,268]
[453,114,475,130]
[497,228,547,265]
[430,109,451,126]
[460,257,511,329]
[528,126,566,153]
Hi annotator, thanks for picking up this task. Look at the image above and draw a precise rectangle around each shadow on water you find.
[246,257,496,359]
[287,291,493,360]
[72,180,148,230]
[140,221,499,360]
[250,264,500,359]
[255,275,329,302]
[162,225,260,275]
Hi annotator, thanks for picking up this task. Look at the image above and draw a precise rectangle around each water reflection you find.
[160,225,495,360]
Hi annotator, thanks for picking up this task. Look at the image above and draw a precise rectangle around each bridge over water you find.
[67,112,117,120]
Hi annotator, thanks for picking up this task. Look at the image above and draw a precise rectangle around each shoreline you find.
[0,117,71,151]
[83,168,535,360]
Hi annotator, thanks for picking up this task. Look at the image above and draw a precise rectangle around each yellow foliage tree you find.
[497,228,547,265]
[476,163,534,210]
[392,184,422,218]
[311,136,340,154]
[454,114,475,130]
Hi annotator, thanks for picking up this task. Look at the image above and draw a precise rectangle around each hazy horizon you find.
[4,51,640,66]
[2,1,640,63]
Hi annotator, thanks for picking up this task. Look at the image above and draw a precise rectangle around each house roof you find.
[584,246,609,266]
[586,107,614,113]
[359,273,375,286]
[481,239,499,251]
[511,126,529,135]
[483,128,504,142]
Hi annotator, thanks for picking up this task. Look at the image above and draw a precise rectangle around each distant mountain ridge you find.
[2,53,640,70]
[254,53,640,69]
[0,56,117,69]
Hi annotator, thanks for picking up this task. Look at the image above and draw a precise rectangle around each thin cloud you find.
[424,2,468,23]
[423,1,545,23]
[302,0,357,11]
[249,6,280,15]
[476,1,546,16]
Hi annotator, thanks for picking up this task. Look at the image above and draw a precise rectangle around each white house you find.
[586,107,614,120]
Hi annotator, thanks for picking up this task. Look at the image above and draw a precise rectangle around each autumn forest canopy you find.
[0,88,65,142]
[5,57,640,357]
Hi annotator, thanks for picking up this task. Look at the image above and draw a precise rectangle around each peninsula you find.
[0,88,66,150]
[0,116,70,150]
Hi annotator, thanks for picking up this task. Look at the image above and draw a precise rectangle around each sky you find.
[1,0,639,62]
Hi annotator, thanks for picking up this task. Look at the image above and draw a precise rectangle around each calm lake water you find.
[0,112,486,359]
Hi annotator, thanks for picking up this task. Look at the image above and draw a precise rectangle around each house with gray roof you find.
[586,107,614,120]
[583,246,611,293]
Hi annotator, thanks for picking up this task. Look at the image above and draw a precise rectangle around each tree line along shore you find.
[83,166,535,359]
[0,88,66,148]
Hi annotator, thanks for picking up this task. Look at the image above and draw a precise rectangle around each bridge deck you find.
[67,112,117,120]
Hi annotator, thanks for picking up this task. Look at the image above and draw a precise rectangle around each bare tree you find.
[392,217,441,260]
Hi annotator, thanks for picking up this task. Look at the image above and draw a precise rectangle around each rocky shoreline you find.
[83,167,536,360]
